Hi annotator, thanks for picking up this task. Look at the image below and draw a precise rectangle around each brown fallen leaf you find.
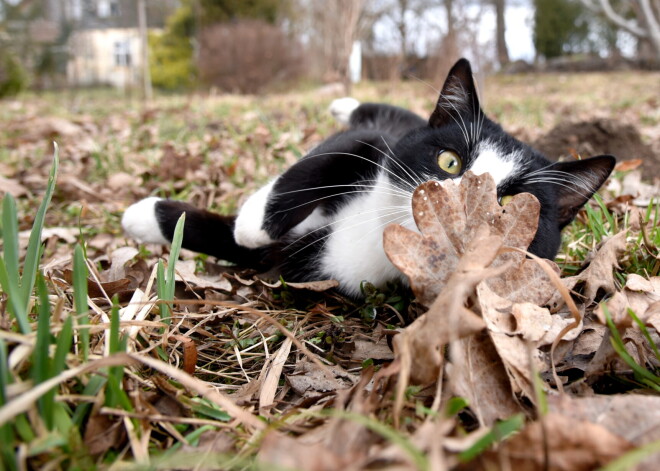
[286,360,358,396]
[477,284,547,399]
[174,260,233,292]
[383,172,556,307]
[83,413,127,456]
[446,332,522,426]
[62,269,132,298]
[391,228,498,385]
[559,230,629,305]
[482,413,633,471]
[0,175,29,197]
[171,335,198,375]
[549,394,660,446]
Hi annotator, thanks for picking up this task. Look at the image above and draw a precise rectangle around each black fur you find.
[132,58,615,295]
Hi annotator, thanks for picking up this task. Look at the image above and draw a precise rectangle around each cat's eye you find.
[437,150,462,175]
[499,195,514,206]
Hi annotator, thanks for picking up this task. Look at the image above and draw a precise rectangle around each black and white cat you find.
[122,59,615,298]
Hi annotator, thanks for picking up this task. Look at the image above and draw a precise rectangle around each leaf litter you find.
[2,86,660,469]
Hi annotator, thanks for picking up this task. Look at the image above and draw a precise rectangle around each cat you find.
[122,59,615,299]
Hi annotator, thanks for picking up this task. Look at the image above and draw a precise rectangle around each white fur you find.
[319,172,415,298]
[469,141,518,185]
[122,197,169,244]
[329,97,360,125]
[290,206,333,236]
[234,180,277,248]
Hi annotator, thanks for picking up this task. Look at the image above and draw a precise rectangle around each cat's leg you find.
[122,198,273,268]
[234,130,391,247]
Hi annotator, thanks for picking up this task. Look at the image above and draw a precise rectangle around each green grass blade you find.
[52,316,73,379]
[626,308,660,362]
[20,144,59,311]
[598,439,660,471]
[73,244,90,360]
[106,297,132,411]
[0,339,7,406]
[459,414,525,462]
[1,194,20,283]
[72,375,107,426]
[156,260,170,323]
[157,213,185,324]
[603,304,660,385]
[0,339,15,471]
[0,258,29,333]
[167,212,186,289]
[34,274,54,429]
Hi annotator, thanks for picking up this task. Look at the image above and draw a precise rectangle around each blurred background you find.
[0,0,658,97]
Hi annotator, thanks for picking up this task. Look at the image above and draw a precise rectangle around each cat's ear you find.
[428,58,481,128]
[550,155,616,228]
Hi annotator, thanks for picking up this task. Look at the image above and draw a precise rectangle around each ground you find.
[1,71,660,469]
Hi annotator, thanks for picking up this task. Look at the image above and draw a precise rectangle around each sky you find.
[372,2,536,62]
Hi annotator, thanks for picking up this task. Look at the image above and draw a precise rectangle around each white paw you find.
[122,197,169,244]
[234,181,277,248]
[329,97,360,125]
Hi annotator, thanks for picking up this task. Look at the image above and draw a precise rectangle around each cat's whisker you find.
[524,169,600,190]
[282,204,411,249]
[355,138,423,188]
[285,208,411,257]
[272,188,410,216]
[305,151,418,192]
[379,136,426,187]
[524,178,593,198]
[312,211,411,255]
[442,99,471,148]
[352,213,411,247]
[274,183,411,199]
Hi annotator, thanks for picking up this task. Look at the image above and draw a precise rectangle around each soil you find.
[533,119,659,178]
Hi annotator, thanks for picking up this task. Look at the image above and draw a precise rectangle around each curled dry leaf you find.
[446,332,522,426]
[484,413,633,471]
[174,260,233,292]
[549,394,660,446]
[477,284,548,399]
[596,274,660,330]
[560,231,629,305]
[383,172,557,307]
[171,335,198,375]
[286,360,358,396]
[392,229,499,385]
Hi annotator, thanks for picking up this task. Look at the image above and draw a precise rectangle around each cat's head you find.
[390,58,615,259]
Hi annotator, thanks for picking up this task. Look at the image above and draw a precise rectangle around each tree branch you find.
[598,0,648,37]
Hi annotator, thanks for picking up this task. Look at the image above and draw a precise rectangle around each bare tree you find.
[297,0,366,93]
[580,0,660,59]
[493,0,510,66]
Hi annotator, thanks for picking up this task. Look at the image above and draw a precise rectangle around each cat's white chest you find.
[319,173,414,297]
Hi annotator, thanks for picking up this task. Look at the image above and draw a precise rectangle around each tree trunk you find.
[494,0,509,66]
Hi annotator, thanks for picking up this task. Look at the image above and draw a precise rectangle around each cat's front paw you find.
[234,181,277,248]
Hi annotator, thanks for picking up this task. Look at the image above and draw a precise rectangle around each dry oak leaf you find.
[383,172,557,307]
[559,230,629,305]
[549,394,660,446]
[483,413,633,471]
[477,284,548,399]
[391,227,499,385]
[446,331,522,427]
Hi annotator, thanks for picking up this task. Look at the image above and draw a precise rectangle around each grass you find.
[1,72,659,468]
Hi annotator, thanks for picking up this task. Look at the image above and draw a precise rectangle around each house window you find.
[98,0,110,17]
[98,0,119,18]
[114,40,131,67]
[70,0,83,19]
